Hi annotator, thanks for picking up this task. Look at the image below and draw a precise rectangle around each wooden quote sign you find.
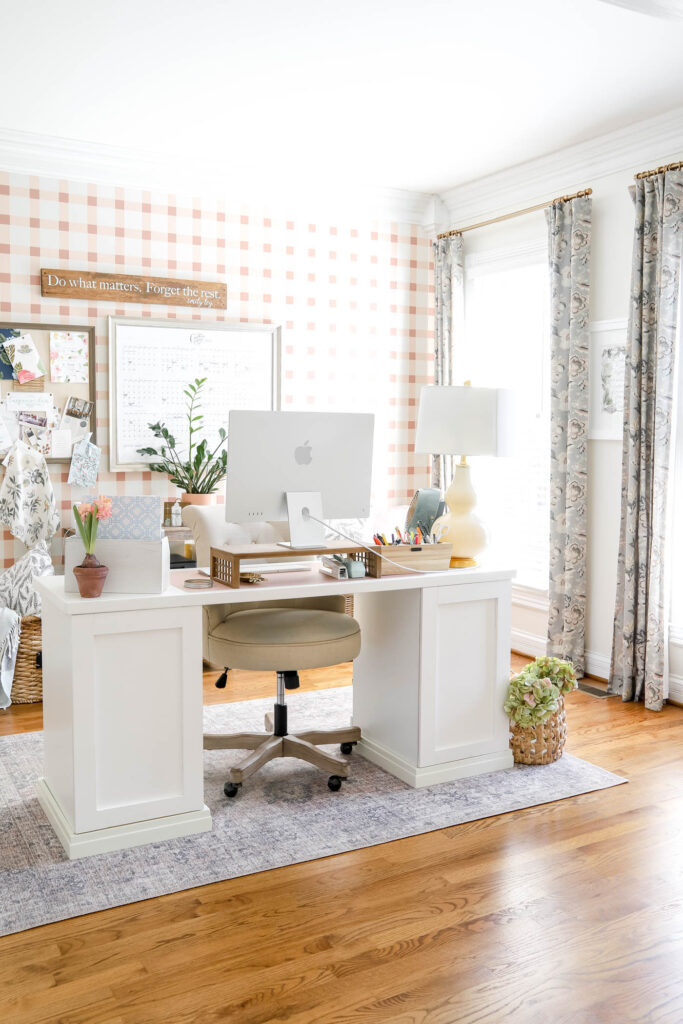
[41,269,227,310]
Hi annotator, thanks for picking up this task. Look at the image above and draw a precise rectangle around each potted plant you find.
[136,377,228,504]
[72,496,113,598]
[504,656,577,765]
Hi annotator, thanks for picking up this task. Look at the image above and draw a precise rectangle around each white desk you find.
[35,564,515,859]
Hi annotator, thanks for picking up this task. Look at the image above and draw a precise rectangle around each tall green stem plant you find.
[137,378,228,493]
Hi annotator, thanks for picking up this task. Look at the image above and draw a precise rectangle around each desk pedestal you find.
[39,603,211,859]
[353,578,513,786]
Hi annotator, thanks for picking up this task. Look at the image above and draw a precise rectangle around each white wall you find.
[438,110,683,694]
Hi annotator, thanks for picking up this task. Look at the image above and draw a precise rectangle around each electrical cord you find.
[302,510,449,575]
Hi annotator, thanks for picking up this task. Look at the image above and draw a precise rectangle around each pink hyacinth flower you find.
[95,497,113,521]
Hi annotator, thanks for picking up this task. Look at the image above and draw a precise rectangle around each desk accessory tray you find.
[358,543,452,576]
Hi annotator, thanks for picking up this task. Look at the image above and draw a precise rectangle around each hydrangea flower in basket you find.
[72,497,113,598]
[504,656,577,765]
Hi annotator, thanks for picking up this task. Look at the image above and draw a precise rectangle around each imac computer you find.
[225,410,374,548]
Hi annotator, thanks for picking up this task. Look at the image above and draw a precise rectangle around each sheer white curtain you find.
[461,249,550,591]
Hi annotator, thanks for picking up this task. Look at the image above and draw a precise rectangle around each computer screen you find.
[225,411,374,526]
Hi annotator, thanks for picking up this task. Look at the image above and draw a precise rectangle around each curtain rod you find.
[634,159,683,180]
[436,187,593,240]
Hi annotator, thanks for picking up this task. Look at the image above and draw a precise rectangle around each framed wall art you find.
[589,319,627,441]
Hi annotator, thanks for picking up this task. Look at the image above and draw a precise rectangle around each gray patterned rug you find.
[0,687,626,936]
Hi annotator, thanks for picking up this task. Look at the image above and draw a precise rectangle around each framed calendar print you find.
[108,317,281,472]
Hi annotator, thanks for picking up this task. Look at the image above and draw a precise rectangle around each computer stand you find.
[278,490,327,549]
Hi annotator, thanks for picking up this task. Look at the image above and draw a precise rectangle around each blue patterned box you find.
[85,495,163,540]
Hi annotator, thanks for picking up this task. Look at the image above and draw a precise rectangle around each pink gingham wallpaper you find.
[0,171,433,567]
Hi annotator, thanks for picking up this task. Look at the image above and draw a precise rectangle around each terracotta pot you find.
[73,559,109,598]
[179,492,223,506]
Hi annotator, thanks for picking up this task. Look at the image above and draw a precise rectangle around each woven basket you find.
[10,615,43,704]
[509,697,567,765]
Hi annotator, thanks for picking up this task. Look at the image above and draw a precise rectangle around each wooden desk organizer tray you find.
[210,542,368,589]
[359,543,452,577]
[209,542,452,588]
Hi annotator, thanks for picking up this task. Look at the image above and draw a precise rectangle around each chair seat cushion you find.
[208,608,361,671]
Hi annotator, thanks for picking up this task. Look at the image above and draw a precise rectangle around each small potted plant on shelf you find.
[504,655,577,765]
[72,496,113,598]
[136,377,227,505]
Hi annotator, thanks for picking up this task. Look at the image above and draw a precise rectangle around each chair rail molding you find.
[438,105,683,231]
[0,127,435,227]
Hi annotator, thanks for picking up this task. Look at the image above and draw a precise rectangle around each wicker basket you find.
[10,615,43,704]
[509,697,567,765]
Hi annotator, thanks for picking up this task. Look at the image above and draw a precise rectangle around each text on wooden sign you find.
[41,269,227,310]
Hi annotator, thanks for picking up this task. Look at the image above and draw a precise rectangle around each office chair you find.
[184,505,361,796]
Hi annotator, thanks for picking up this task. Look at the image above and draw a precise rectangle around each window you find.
[459,244,550,591]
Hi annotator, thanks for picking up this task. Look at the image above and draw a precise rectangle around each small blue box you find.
[86,495,163,541]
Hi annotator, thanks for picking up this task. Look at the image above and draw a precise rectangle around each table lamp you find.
[415,383,514,568]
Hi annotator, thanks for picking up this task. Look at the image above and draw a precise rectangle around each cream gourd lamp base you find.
[415,383,513,569]
[432,456,488,568]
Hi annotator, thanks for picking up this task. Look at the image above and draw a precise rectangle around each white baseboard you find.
[510,629,610,681]
[510,628,546,660]
[669,674,683,706]
[585,650,610,681]
[511,630,683,705]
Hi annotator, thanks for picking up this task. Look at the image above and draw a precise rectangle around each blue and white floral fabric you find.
[68,433,101,488]
[546,195,592,678]
[0,441,60,546]
[0,540,54,617]
[609,170,683,711]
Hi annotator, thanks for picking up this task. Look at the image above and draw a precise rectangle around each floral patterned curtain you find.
[609,170,683,711]
[431,234,464,489]
[546,196,592,677]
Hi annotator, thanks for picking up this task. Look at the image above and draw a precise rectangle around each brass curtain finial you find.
[634,159,683,180]
[436,187,592,240]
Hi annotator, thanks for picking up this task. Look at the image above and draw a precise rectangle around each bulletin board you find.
[0,321,97,463]
[108,316,281,472]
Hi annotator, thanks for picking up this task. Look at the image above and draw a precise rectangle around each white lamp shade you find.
[415,385,514,457]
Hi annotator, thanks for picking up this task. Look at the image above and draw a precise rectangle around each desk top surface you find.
[36,562,516,616]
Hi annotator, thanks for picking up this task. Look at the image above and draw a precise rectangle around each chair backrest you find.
[181,504,290,568]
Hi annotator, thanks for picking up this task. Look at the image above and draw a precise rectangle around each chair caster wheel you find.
[340,742,356,756]
[224,782,241,798]
[328,775,343,792]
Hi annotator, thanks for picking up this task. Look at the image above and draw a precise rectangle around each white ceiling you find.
[1,0,683,197]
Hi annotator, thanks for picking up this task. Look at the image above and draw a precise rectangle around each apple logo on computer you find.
[294,440,312,465]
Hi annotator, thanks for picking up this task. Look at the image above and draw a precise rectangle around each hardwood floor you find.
[1,661,683,1023]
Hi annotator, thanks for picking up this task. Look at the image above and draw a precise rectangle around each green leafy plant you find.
[504,656,577,728]
[136,378,227,494]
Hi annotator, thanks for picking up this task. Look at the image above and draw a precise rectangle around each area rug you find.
[0,687,626,936]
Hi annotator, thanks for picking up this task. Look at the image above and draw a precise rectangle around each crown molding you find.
[0,126,434,227]
[439,105,683,230]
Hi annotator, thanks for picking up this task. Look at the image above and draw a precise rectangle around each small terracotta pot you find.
[179,492,223,506]
[73,558,109,598]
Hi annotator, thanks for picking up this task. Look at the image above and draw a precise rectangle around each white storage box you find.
[64,537,170,594]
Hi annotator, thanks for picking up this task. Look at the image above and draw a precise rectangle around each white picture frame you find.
[589,319,627,441]
[108,316,281,472]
